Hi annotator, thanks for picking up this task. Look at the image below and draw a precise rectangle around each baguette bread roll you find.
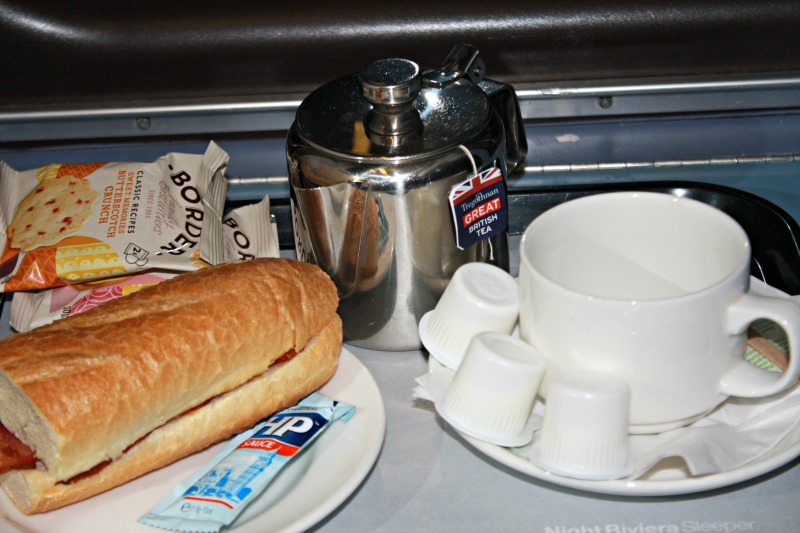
[1,313,342,514]
[0,257,342,513]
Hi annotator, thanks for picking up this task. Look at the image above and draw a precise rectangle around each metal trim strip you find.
[1,78,799,143]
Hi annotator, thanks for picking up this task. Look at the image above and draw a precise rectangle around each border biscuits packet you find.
[9,195,280,332]
[0,142,229,292]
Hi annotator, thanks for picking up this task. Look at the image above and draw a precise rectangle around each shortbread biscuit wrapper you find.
[9,195,279,332]
[0,142,229,292]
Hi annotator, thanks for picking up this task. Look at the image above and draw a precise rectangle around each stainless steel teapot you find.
[287,43,527,350]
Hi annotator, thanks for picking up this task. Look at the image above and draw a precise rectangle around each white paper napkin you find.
[625,383,800,479]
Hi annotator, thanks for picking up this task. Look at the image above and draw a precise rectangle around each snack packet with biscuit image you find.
[9,195,280,332]
[0,142,229,293]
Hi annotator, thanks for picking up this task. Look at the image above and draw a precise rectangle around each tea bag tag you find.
[448,161,509,251]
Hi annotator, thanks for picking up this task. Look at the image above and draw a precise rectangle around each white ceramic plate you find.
[0,348,385,533]
[461,433,800,497]
[428,353,800,496]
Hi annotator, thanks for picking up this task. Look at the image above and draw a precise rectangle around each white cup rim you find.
[519,191,751,302]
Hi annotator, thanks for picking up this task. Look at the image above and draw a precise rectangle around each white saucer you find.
[427,346,800,497]
[462,431,800,497]
[0,349,386,532]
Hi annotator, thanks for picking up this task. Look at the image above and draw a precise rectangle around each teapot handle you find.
[425,43,528,172]
[477,78,529,171]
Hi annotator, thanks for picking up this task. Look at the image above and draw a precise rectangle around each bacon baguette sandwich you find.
[0,258,342,514]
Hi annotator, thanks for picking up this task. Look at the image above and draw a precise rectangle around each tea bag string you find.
[458,145,478,176]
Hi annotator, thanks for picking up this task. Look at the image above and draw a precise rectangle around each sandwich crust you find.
[0,314,342,514]
[0,258,339,483]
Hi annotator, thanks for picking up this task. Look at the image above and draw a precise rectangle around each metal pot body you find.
[286,44,525,350]
[289,118,509,350]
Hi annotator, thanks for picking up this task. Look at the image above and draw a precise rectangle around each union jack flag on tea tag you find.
[448,165,508,250]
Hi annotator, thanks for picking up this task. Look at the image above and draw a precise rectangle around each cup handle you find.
[723,292,800,397]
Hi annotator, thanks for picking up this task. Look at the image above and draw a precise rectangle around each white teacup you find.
[519,191,800,434]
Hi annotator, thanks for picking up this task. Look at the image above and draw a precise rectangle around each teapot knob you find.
[360,58,421,108]
[359,58,423,142]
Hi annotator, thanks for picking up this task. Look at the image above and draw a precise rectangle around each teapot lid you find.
[294,45,492,160]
